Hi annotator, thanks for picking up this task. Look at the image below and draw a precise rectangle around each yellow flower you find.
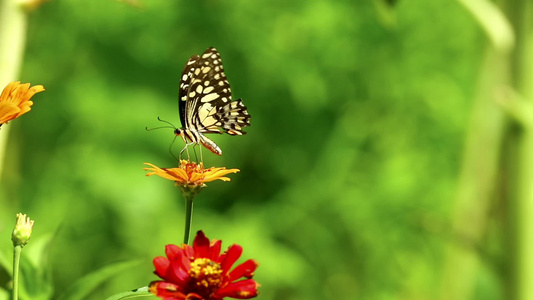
[0,81,45,126]
[144,160,240,187]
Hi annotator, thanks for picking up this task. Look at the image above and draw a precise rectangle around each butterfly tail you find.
[217,99,251,135]
[200,134,223,156]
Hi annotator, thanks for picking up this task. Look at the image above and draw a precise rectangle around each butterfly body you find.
[174,127,222,155]
[176,47,250,156]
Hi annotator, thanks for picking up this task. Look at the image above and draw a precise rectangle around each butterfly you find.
[174,47,251,157]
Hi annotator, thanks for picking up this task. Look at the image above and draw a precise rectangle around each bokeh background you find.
[0,0,530,299]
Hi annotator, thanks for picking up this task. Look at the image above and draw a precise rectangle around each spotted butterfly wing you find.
[176,47,250,155]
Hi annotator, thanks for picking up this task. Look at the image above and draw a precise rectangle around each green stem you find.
[178,185,200,245]
[183,193,194,245]
[104,286,151,300]
[438,43,508,300]
[12,245,21,300]
[503,1,533,299]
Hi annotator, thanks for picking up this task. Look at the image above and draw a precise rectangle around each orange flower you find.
[144,161,240,187]
[0,81,45,126]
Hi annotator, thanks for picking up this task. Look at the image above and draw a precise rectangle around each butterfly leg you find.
[180,142,196,161]
[190,143,203,163]
[178,134,195,161]
[179,146,188,161]
[198,143,204,163]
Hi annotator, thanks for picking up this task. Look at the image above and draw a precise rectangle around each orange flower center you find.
[189,258,223,296]
[183,161,203,172]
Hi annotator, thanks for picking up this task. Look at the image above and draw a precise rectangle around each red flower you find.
[149,231,260,300]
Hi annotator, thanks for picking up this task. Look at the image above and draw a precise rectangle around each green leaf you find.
[0,244,54,300]
[24,233,55,269]
[105,286,151,300]
[18,254,53,300]
[0,250,11,275]
[57,260,142,300]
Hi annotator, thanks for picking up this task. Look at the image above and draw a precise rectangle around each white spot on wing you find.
[201,93,220,102]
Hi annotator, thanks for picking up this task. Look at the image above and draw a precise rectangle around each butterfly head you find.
[174,128,184,137]
[174,127,191,144]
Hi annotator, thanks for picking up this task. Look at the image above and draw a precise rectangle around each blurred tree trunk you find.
[0,0,28,178]
[440,1,533,299]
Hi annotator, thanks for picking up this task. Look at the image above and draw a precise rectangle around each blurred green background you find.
[1,0,531,299]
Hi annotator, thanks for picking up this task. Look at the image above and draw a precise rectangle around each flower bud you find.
[11,213,34,247]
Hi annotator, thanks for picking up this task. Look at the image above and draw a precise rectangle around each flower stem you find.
[183,193,194,245]
[12,245,21,300]
[177,185,200,244]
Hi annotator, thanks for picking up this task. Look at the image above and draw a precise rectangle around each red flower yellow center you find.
[189,258,223,296]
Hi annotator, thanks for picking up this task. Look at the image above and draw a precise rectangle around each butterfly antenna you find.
[157,117,177,128]
[146,125,175,131]
[146,117,177,131]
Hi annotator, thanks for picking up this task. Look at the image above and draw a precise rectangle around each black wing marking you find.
[178,54,200,128]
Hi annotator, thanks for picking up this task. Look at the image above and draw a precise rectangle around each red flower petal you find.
[216,279,260,299]
[182,244,195,259]
[178,250,192,272]
[220,244,242,274]
[153,256,170,278]
[149,281,187,300]
[193,231,211,258]
[169,260,190,285]
[228,259,259,281]
[165,244,183,261]
[184,293,204,300]
[209,239,222,261]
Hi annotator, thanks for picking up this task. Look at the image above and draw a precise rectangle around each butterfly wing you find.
[178,54,200,128]
[183,47,251,135]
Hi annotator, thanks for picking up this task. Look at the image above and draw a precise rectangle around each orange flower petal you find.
[144,161,240,187]
[0,81,44,125]
[0,103,21,124]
